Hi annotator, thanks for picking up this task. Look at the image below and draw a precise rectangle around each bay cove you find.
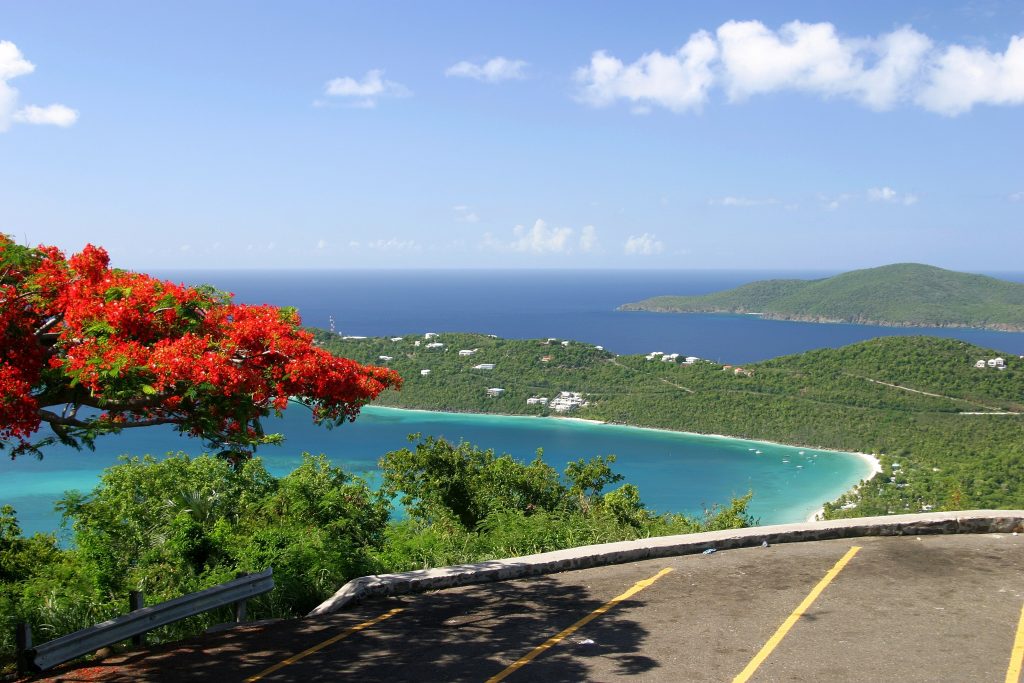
[0,406,874,540]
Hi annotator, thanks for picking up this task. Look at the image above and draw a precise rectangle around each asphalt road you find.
[32,533,1024,682]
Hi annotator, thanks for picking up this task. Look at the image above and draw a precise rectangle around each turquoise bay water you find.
[0,406,872,541]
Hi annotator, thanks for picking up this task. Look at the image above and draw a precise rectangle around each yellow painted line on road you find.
[485,566,674,683]
[243,607,404,682]
[1006,601,1024,683]
[733,545,861,683]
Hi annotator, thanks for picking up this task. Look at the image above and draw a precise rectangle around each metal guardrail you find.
[17,567,274,673]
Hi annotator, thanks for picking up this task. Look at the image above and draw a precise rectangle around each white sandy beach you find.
[805,451,882,522]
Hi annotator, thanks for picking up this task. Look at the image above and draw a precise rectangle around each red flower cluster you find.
[0,234,401,457]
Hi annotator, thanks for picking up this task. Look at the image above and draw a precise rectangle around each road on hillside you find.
[32,533,1024,682]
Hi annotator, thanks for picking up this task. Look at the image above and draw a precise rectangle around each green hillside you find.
[619,264,1024,331]
[315,330,1024,521]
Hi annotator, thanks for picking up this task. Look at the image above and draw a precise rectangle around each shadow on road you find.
[32,572,659,682]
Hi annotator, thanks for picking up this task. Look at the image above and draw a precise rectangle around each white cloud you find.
[1010,191,1023,202]
[574,22,1024,116]
[13,103,78,127]
[483,219,598,254]
[510,219,573,253]
[710,196,780,207]
[868,186,919,205]
[718,21,931,110]
[365,238,418,251]
[819,192,854,211]
[0,40,33,81]
[315,239,328,249]
[575,31,718,113]
[624,233,665,255]
[445,57,527,83]
[917,35,1024,115]
[868,186,898,202]
[0,40,77,132]
[323,69,410,108]
[453,205,480,223]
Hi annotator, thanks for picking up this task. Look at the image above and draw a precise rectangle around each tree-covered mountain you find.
[619,263,1024,331]
[315,330,1024,521]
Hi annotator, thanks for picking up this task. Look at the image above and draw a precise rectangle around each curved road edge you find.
[309,509,1024,616]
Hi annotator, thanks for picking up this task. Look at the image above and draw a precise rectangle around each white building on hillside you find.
[473,363,496,370]
[487,387,505,397]
[458,349,478,356]
[549,391,586,413]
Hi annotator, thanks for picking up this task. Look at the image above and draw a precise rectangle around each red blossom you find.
[0,234,401,457]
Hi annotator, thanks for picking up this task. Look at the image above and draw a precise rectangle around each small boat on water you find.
[755,450,762,454]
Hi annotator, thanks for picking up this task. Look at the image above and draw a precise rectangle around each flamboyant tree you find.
[0,234,401,458]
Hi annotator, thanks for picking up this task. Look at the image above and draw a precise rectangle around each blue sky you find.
[1,1,1022,270]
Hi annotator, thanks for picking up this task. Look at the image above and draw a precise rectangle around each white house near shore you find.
[549,391,586,413]
[486,387,505,397]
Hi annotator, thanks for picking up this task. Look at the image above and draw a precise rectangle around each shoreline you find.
[617,307,1024,333]
[367,405,882,465]
[365,405,883,522]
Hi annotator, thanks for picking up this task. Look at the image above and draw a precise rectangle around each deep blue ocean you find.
[5,269,1024,539]
[162,268,1024,363]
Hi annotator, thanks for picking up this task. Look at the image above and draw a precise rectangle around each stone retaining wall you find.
[308,510,1024,616]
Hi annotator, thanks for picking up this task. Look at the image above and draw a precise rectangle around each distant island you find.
[618,263,1024,332]
[314,330,1024,521]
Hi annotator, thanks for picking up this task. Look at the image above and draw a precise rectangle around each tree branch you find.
[37,408,182,430]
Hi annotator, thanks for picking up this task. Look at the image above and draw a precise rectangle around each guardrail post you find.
[233,572,247,622]
[15,621,33,675]
[233,598,247,622]
[129,591,145,646]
